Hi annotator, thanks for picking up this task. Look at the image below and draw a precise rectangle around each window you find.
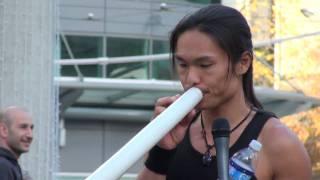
[60,35,175,80]
[106,37,149,79]
[152,40,173,80]
[60,35,103,77]
[185,0,220,4]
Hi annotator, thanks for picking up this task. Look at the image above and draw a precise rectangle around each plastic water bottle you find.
[229,140,262,180]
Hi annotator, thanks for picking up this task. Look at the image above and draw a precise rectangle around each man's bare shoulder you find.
[258,117,312,179]
[260,117,301,153]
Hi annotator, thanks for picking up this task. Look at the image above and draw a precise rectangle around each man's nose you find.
[186,67,201,87]
[26,127,33,139]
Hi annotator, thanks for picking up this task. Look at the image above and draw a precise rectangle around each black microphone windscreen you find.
[212,118,230,137]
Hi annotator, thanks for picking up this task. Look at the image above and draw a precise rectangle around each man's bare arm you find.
[137,167,166,180]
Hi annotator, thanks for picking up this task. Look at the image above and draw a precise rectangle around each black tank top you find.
[166,110,276,180]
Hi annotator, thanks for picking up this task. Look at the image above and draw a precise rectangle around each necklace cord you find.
[200,107,253,163]
[230,108,253,133]
[200,108,252,152]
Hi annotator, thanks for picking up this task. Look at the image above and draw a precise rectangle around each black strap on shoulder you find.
[246,110,276,139]
[230,110,277,155]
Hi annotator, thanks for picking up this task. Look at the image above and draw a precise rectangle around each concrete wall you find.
[0,0,59,179]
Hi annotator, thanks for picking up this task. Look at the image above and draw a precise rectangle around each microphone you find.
[212,118,230,180]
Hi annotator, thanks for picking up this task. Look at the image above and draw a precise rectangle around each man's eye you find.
[178,63,187,68]
[20,126,27,129]
[200,64,212,68]
[176,60,187,68]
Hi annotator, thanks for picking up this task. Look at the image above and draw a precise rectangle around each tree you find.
[239,0,320,171]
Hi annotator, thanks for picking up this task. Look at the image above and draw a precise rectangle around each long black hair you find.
[170,4,263,109]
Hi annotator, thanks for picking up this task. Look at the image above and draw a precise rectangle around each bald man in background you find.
[0,106,34,180]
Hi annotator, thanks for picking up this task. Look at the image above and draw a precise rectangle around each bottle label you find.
[229,159,254,180]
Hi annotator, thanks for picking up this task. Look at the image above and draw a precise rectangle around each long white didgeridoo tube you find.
[85,87,203,180]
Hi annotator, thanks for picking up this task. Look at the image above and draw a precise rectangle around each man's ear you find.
[0,123,8,138]
[236,51,252,75]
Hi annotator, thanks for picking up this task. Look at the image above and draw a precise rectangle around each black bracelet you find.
[145,145,176,175]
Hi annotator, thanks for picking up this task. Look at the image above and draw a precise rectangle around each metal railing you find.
[57,172,137,180]
[56,31,320,88]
